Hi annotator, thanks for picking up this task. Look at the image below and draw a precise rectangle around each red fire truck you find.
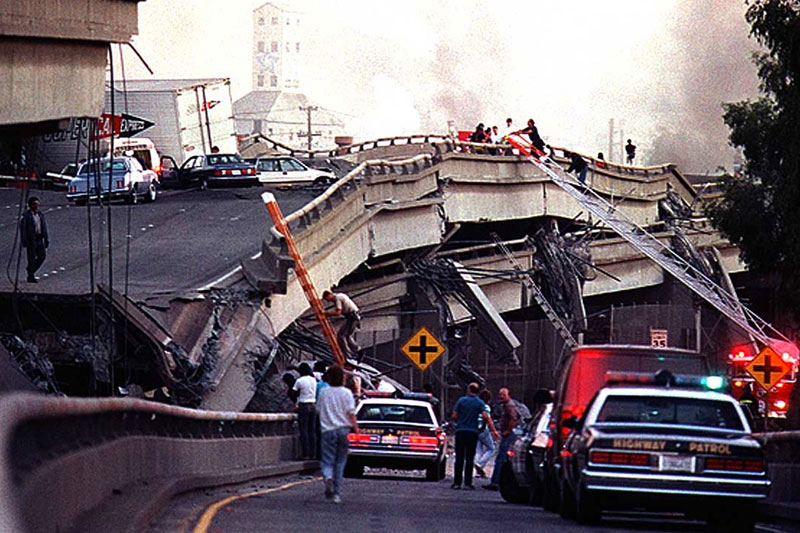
[728,339,799,418]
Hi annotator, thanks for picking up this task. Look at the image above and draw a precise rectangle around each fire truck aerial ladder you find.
[504,134,789,351]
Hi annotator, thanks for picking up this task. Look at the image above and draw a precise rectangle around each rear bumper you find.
[348,447,443,469]
[583,468,770,499]
[67,187,130,201]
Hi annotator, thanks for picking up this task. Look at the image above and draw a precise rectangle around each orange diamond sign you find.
[745,345,791,390]
[401,327,445,372]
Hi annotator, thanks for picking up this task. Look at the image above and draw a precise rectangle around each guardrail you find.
[0,393,297,533]
[756,430,800,521]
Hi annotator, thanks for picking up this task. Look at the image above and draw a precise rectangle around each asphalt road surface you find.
[0,185,318,297]
[149,470,800,533]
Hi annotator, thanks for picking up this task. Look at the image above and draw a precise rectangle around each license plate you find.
[381,435,398,445]
[232,170,241,175]
[658,455,695,472]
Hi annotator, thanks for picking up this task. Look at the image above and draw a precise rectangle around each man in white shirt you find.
[292,362,318,459]
[317,365,358,503]
[322,290,361,358]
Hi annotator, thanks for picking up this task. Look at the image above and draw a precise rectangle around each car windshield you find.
[207,155,244,165]
[357,403,434,424]
[78,159,127,174]
[596,395,744,431]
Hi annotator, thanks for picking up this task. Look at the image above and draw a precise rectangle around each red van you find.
[541,344,709,511]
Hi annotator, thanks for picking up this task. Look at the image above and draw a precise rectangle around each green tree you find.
[708,0,800,317]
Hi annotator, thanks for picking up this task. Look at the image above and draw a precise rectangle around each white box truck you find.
[27,78,238,176]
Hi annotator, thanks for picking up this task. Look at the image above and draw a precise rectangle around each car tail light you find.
[69,185,75,193]
[590,450,651,467]
[507,450,516,458]
[704,457,764,472]
[400,436,439,446]
[213,170,223,176]
[347,433,378,446]
[116,180,124,188]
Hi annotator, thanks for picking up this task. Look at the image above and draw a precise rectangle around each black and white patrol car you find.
[559,371,770,531]
[345,391,447,481]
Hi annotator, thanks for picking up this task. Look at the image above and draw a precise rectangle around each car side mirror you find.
[562,416,578,430]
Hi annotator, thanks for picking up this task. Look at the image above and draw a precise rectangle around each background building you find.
[252,2,303,92]
[238,2,347,151]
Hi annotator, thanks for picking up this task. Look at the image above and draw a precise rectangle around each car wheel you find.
[499,461,528,503]
[146,181,157,202]
[706,501,756,533]
[559,475,576,519]
[425,460,442,482]
[576,485,601,524]
[126,187,138,205]
[343,459,363,478]
[527,477,543,506]
[541,469,559,512]
[74,199,87,207]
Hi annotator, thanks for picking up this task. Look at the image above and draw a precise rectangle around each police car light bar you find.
[605,370,726,390]
[362,391,438,403]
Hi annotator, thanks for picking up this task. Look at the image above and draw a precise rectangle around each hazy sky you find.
[122,0,761,171]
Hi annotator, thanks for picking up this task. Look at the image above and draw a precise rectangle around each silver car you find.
[252,156,336,187]
[66,157,158,204]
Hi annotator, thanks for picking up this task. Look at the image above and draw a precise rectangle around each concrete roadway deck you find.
[0,186,317,297]
[148,470,798,533]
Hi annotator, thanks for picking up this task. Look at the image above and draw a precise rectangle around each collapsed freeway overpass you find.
[0,135,750,411]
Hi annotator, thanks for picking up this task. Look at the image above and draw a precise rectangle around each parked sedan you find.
[160,154,257,189]
[250,156,336,187]
[66,157,158,205]
[499,400,553,505]
[46,163,80,188]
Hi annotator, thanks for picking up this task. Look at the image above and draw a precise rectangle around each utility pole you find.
[608,119,614,162]
[298,105,319,150]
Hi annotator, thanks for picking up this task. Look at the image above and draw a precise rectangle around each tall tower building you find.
[252,3,303,92]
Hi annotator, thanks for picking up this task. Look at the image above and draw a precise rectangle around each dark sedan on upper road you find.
[160,154,257,189]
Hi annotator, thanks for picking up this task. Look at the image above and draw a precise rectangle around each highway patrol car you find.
[345,391,447,481]
[559,371,769,531]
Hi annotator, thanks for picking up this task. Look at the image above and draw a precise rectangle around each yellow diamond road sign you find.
[401,327,446,372]
[745,345,791,391]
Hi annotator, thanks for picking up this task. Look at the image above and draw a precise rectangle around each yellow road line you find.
[192,477,321,533]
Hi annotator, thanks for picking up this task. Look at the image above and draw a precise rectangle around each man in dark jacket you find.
[19,196,49,283]
[566,151,589,185]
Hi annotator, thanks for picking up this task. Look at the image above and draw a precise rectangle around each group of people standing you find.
[467,118,547,157]
[450,382,521,490]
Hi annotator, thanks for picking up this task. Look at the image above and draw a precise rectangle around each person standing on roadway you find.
[625,139,637,164]
[451,382,499,490]
[19,196,49,283]
[484,387,520,491]
[323,290,361,358]
[292,363,317,459]
[474,388,496,478]
[317,365,358,504]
